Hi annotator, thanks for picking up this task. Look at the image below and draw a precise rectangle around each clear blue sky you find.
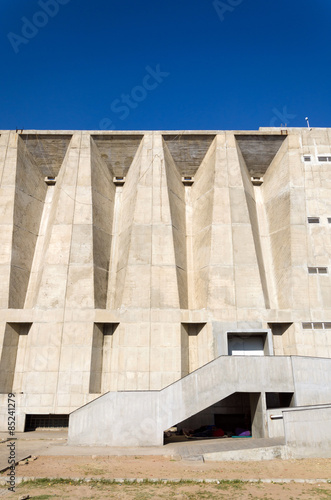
[0,0,330,131]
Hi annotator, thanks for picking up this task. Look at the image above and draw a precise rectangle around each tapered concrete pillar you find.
[250,392,267,438]
[90,138,116,308]
[0,132,16,309]
[32,133,82,309]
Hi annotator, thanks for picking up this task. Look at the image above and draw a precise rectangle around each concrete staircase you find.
[68,355,294,446]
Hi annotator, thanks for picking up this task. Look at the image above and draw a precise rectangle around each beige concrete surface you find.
[0,128,331,441]
[0,429,286,471]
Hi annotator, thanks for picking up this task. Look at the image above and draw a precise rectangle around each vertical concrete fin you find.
[202,134,236,311]
[0,132,18,309]
[146,134,183,309]
[9,136,48,308]
[262,138,292,309]
[90,137,116,308]
[32,133,82,309]
[225,134,265,309]
[161,135,217,310]
[110,134,187,310]
[190,137,217,309]
[20,134,72,308]
[0,132,10,184]
[236,141,271,308]
[65,133,95,309]
[161,137,188,308]
[109,136,147,308]
[0,323,19,393]
[90,134,145,307]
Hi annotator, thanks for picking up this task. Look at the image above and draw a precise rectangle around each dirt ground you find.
[1,455,331,499]
[9,455,331,480]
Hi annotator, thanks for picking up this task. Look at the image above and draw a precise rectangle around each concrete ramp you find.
[68,355,294,446]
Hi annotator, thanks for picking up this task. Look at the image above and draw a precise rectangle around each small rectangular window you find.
[303,322,331,330]
[113,176,126,186]
[251,176,264,186]
[303,155,311,162]
[318,156,331,162]
[181,176,194,186]
[308,217,320,223]
[308,267,328,274]
[328,218,331,224]
[44,176,56,186]
[308,267,318,274]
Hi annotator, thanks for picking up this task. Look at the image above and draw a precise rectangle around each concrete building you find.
[0,128,331,448]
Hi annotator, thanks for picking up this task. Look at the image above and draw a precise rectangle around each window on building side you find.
[318,156,331,162]
[302,322,331,330]
[44,176,56,185]
[308,217,320,223]
[303,155,312,162]
[308,267,317,274]
[308,267,328,274]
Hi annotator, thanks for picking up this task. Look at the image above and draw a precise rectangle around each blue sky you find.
[0,0,330,131]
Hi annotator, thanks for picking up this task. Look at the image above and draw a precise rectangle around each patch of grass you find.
[185,492,218,499]
[216,479,245,490]
[18,478,85,488]
[131,491,155,500]
[18,477,251,488]
[311,487,331,499]
[29,496,57,500]
[14,482,331,500]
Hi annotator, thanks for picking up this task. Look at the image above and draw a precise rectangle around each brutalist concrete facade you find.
[0,128,331,434]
